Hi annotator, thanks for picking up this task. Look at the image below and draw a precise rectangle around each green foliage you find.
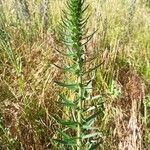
[0,21,22,76]
[54,0,101,149]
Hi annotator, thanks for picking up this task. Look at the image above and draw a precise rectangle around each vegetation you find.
[0,0,150,149]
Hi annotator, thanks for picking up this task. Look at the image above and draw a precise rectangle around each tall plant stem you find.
[77,73,83,149]
[55,0,100,149]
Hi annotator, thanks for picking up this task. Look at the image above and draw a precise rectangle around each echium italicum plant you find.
[54,0,101,149]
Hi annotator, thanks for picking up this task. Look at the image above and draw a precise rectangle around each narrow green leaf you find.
[89,142,101,150]
[86,111,101,122]
[83,119,95,129]
[82,132,101,139]
[53,116,78,129]
[82,4,90,14]
[84,61,104,74]
[57,129,76,141]
[80,14,91,28]
[55,81,78,90]
[82,30,98,45]
[53,139,76,145]
[58,95,75,107]
[83,126,99,130]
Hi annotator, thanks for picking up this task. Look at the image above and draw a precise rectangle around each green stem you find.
[77,53,84,149]
[77,75,83,150]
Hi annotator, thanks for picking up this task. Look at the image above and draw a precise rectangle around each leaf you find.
[53,139,76,145]
[53,47,67,56]
[53,116,78,129]
[86,95,103,101]
[83,119,95,130]
[84,61,104,74]
[82,111,101,129]
[57,129,76,141]
[55,81,78,90]
[82,115,95,130]
[58,95,75,107]
[89,142,101,150]
[82,30,98,46]
[82,4,90,14]
[64,64,78,73]
[83,126,99,130]
[80,14,91,29]
[54,47,77,59]
[53,63,78,73]
[86,111,101,122]
[82,132,101,139]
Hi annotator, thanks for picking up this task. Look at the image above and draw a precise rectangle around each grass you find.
[0,0,150,149]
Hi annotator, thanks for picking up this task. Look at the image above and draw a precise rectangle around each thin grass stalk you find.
[128,0,137,38]
[18,0,30,22]
[41,0,49,32]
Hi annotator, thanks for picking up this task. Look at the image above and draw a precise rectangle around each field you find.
[0,0,150,149]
